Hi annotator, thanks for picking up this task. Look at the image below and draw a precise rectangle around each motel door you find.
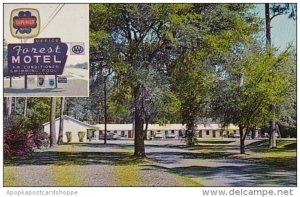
[212,130,216,138]
[128,130,132,138]
[99,130,103,140]
[199,130,202,138]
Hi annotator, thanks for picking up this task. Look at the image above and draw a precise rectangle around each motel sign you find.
[8,38,68,75]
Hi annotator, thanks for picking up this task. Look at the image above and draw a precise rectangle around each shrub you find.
[4,131,49,159]
[66,132,72,143]
[78,131,86,142]
[32,131,50,148]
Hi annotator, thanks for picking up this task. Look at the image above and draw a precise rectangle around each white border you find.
[0,1,299,197]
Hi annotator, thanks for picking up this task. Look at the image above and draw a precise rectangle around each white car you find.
[154,133,163,139]
[233,133,240,138]
[166,133,176,138]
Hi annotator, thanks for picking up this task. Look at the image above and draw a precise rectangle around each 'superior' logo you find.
[10,8,40,39]
[13,11,37,34]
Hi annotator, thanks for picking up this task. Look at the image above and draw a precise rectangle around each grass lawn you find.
[192,139,296,170]
[4,143,202,186]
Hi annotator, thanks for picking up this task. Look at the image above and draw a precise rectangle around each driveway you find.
[141,139,296,186]
[4,139,296,186]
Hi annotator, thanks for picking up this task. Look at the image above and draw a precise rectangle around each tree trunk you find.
[24,97,27,117]
[50,97,57,147]
[186,120,196,146]
[265,4,271,48]
[265,4,277,149]
[7,97,12,118]
[269,120,277,149]
[251,129,255,139]
[57,97,65,145]
[134,85,146,158]
[14,97,17,115]
[4,97,11,120]
[104,79,107,144]
[144,117,149,140]
[239,126,245,154]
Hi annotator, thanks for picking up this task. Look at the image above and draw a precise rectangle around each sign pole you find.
[20,39,28,89]
[9,76,12,88]
[24,75,28,89]
[55,75,58,88]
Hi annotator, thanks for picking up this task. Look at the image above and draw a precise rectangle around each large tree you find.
[265,3,296,148]
[90,4,191,157]
[90,4,260,155]
[167,4,259,145]
[212,45,295,154]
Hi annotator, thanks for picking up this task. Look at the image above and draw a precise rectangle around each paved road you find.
[4,67,88,97]
[108,140,297,186]
[4,140,296,186]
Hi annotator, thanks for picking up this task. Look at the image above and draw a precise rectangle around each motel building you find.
[43,115,242,143]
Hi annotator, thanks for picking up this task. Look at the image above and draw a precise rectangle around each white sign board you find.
[37,75,45,87]
[48,78,56,88]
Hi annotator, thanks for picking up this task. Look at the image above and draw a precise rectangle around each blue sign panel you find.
[8,38,68,75]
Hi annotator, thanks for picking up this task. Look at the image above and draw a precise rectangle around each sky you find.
[255,4,297,50]
[4,4,89,65]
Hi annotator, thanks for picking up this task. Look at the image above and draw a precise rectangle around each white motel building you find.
[43,115,240,143]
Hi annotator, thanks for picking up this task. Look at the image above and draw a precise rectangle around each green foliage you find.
[212,45,296,131]
[77,131,86,142]
[4,98,52,133]
[89,4,261,149]
[66,132,72,143]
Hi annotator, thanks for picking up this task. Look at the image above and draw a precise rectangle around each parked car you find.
[246,134,252,139]
[233,133,240,138]
[166,133,176,138]
[154,133,163,139]
[99,133,119,140]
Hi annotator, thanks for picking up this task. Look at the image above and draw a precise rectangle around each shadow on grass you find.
[4,150,144,167]
[196,140,235,144]
[147,151,240,165]
[186,144,238,152]
[141,163,296,187]
[240,156,297,171]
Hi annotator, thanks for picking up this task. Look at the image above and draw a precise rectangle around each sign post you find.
[25,75,28,88]
[55,75,58,88]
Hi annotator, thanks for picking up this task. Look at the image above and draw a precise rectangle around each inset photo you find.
[3,4,89,97]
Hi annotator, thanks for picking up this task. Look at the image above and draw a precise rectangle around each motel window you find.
[234,130,237,134]
[114,130,117,134]
[206,130,210,135]
[107,130,110,133]
[150,131,154,136]
[171,130,175,134]
[121,131,125,136]
[165,130,168,135]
